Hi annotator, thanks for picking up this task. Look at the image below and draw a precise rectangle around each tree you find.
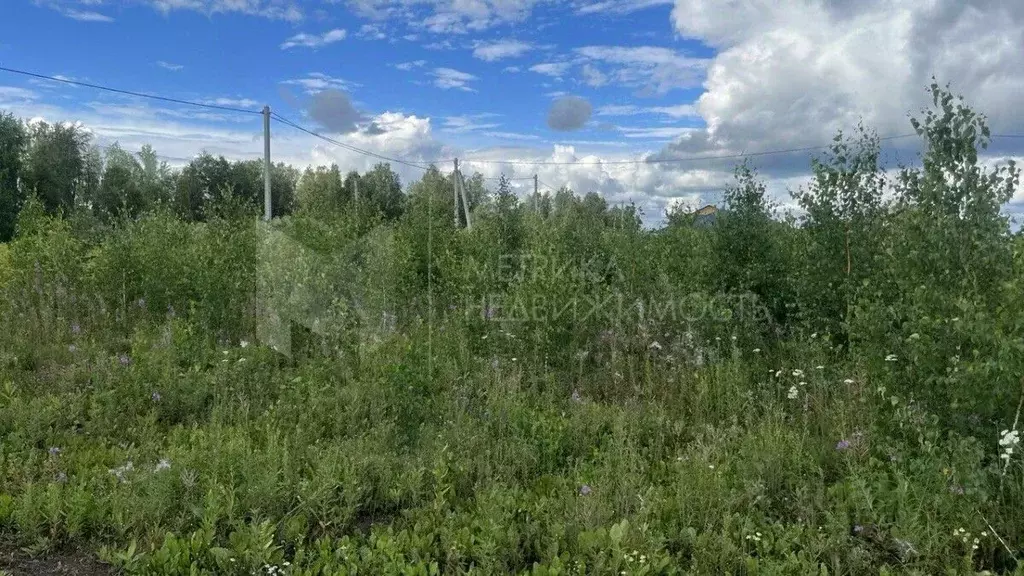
[361,163,405,221]
[0,113,27,241]
[138,144,174,208]
[791,124,886,337]
[94,142,145,221]
[174,153,232,220]
[22,120,92,216]
[297,164,345,216]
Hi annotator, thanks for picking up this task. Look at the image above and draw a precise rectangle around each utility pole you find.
[453,158,460,227]
[263,106,272,221]
[458,171,472,230]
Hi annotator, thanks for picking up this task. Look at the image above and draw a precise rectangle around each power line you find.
[270,112,433,171]
[0,65,262,115]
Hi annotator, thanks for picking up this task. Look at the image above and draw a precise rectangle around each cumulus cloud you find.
[307,89,365,133]
[280,29,347,50]
[547,96,593,131]
[663,0,1024,160]
[472,39,534,61]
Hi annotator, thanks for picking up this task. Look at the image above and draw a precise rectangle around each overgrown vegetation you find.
[1,82,1023,574]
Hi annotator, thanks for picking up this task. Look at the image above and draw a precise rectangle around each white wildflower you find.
[787,386,799,400]
[843,379,855,384]
[885,354,898,362]
[792,369,805,378]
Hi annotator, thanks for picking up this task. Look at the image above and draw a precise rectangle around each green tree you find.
[297,164,345,216]
[0,112,28,241]
[22,120,92,215]
[361,163,405,221]
[94,142,145,221]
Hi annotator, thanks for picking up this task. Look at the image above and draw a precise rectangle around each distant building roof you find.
[693,204,718,227]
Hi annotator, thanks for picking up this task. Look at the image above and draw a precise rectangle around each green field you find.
[0,84,1023,575]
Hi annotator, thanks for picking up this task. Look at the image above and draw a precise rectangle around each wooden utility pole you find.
[453,158,460,227]
[263,106,272,221]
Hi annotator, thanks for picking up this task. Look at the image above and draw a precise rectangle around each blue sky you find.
[2,0,1023,224]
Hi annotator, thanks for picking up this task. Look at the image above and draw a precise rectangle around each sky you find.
[1,0,1024,226]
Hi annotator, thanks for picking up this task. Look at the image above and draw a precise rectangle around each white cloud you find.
[357,23,387,40]
[575,45,708,95]
[64,8,114,21]
[581,63,608,87]
[281,73,360,94]
[432,67,477,91]
[200,97,261,109]
[280,28,347,50]
[596,103,698,118]
[394,60,427,71]
[156,61,184,71]
[442,114,502,133]
[504,66,522,73]
[665,0,1024,156]
[472,39,534,61]
[574,0,673,14]
[529,62,572,78]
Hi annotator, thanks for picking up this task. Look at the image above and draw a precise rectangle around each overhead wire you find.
[0,66,262,115]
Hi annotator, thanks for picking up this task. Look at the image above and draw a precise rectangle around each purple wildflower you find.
[490,358,500,370]
[167,304,175,318]
[68,344,77,353]
[484,305,497,320]
[136,297,146,309]
[836,440,851,451]
[71,322,81,335]
[853,525,863,534]
[118,353,131,366]
[151,391,161,402]
[578,484,592,496]
[571,389,583,403]
[48,447,61,456]
[949,485,964,495]
[54,472,67,484]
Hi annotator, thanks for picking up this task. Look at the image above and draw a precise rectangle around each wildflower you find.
[490,358,499,370]
[799,381,807,387]
[853,525,863,534]
[982,531,989,537]
[811,333,818,339]
[815,365,824,370]
[908,333,920,340]
[787,386,799,400]
[571,389,583,403]
[649,341,662,351]
[155,459,171,472]
[885,354,898,362]
[949,485,964,495]
[578,484,592,496]
[136,297,146,309]
[48,447,61,457]
[151,391,161,402]
[708,464,715,470]
[68,344,77,353]
[843,378,855,384]
[836,440,851,451]
[118,354,131,366]
[774,369,783,378]
[240,340,250,348]
[54,471,67,483]
[752,348,761,353]
[792,369,805,378]
[108,461,134,483]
